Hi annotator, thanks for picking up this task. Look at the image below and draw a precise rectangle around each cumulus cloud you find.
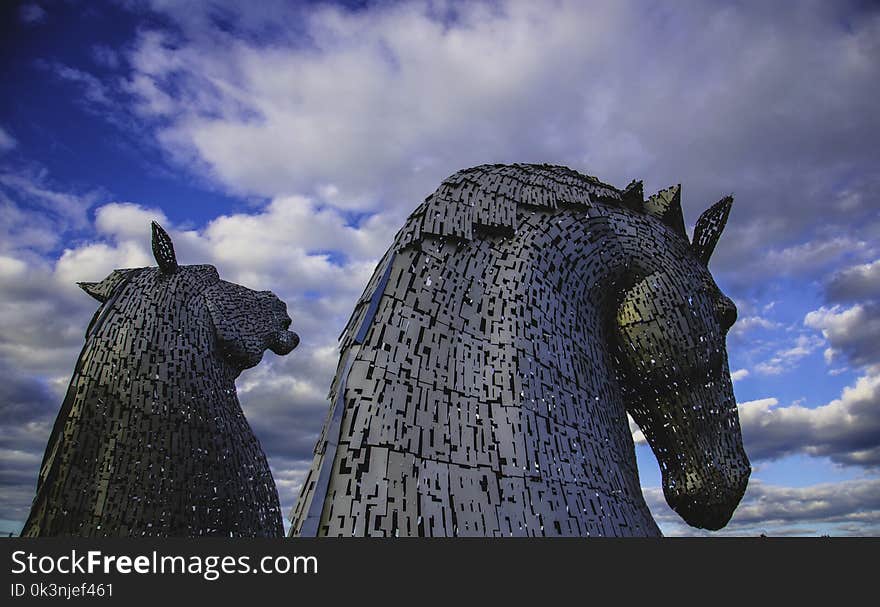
[825,259,880,303]
[738,370,880,467]
[0,249,96,376]
[0,127,16,153]
[112,0,880,279]
[805,303,880,369]
[756,236,875,280]
[95,202,167,240]
[644,478,880,536]
[0,170,100,253]
[730,315,779,336]
[18,3,46,24]
[730,368,750,382]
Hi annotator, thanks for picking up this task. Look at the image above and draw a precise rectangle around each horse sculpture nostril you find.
[269,330,299,355]
[665,465,750,531]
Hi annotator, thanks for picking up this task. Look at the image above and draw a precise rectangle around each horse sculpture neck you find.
[289,164,697,536]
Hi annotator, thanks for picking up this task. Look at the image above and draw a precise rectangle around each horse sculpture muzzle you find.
[662,439,751,530]
[269,326,300,355]
[652,382,751,530]
[664,459,750,531]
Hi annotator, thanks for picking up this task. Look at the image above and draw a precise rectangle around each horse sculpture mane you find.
[22,223,299,537]
[290,163,750,537]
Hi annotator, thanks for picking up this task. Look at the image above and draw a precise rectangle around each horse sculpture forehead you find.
[336,163,734,354]
[78,263,221,303]
[393,163,731,268]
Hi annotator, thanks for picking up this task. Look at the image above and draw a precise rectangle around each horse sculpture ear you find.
[621,179,644,211]
[77,269,134,303]
[644,184,686,237]
[78,281,108,302]
[151,221,178,274]
[691,195,733,265]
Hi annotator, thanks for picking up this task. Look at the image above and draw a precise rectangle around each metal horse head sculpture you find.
[290,164,749,536]
[22,223,299,537]
[614,187,748,529]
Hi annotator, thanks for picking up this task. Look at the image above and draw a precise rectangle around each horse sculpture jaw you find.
[646,388,752,530]
[662,454,751,530]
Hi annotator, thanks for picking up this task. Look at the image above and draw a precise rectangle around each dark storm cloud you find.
[0,361,57,424]
[0,361,59,525]
[238,368,330,463]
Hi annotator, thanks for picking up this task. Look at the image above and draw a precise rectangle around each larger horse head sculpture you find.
[22,223,299,537]
[290,164,750,537]
[613,188,748,529]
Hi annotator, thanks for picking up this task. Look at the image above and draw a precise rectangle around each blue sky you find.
[1,0,878,536]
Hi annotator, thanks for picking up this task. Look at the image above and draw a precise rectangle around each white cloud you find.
[730,368,750,382]
[628,414,646,445]
[45,63,111,106]
[644,478,880,536]
[739,397,779,411]
[118,0,880,263]
[753,333,823,376]
[0,170,98,237]
[826,259,880,302]
[55,241,154,286]
[737,369,880,466]
[731,315,779,336]
[95,202,168,240]
[754,361,784,376]
[0,127,16,153]
[18,3,46,24]
[805,303,880,369]
[761,236,873,277]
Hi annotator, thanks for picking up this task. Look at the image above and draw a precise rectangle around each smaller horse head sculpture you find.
[79,222,300,375]
[613,191,749,530]
[23,222,298,537]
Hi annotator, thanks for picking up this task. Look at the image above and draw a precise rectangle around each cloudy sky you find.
[1,0,878,537]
